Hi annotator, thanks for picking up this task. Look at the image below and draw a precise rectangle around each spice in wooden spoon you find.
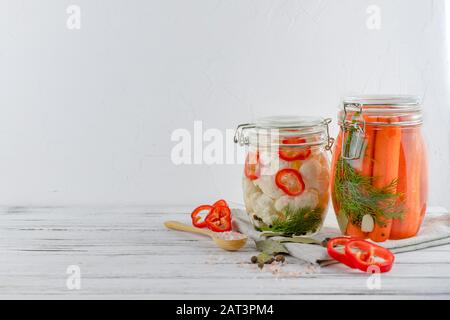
[164,220,247,251]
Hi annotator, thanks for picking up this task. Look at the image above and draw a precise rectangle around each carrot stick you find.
[390,127,422,239]
[346,116,376,239]
[418,134,428,226]
[346,221,367,238]
[361,117,376,178]
[333,114,374,238]
[389,139,408,239]
[346,115,375,239]
[405,132,422,237]
[368,117,402,242]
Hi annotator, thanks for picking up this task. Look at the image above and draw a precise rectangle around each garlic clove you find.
[361,214,375,232]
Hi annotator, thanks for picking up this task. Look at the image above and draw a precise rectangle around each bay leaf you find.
[255,239,289,255]
[279,236,322,245]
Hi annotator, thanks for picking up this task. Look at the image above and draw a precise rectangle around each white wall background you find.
[0,0,449,208]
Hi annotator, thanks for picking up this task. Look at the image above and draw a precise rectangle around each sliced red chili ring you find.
[327,237,371,269]
[279,137,311,161]
[205,205,232,232]
[275,168,305,196]
[212,199,228,208]
[326,237,356,268]
[345,240,395,273]
[190,205,213,228]
[244,152,260,180]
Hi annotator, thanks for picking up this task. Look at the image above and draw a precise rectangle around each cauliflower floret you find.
[314,170,330,194]
[242,176,259,197]
[258,150,289,176]
[253,175,284,199]
[245,189,261,214]
[300,158,330,194]
[293,189,319,208]
[273,194,292,212]
[252,193,277,225]
[300,158,322,183]
[274,189,319,212]
[242,176,261,213]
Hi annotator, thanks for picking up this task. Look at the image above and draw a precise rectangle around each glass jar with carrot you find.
[331,96,428,242]
[234,116,335,236]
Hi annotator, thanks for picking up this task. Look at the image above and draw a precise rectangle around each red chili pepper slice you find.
[244,152,260,180]
[279,137,311,161]
[212,199,228,208]
[327,237,356,268]
[345,240,395,273]
[205,205,232,232]
[275,168,305,196]
[327,237,372,269]
[190,205,213,228]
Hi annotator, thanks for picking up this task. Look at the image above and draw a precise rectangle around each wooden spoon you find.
[164,220,247,251]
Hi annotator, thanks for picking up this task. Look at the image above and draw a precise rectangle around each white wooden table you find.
[0,206,449,299]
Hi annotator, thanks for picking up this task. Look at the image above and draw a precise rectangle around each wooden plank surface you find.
[0,206,449,299]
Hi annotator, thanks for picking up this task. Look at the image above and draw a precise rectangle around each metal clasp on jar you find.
[233,123,256,146]
[341,103,366,160]
[323,118,335,152]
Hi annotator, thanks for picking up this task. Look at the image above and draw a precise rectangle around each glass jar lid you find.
[255,115,325,129]
[234,115,334,150]
[340,95,422,126]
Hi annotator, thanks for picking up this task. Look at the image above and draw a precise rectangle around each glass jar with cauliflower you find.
[235,116,334,236]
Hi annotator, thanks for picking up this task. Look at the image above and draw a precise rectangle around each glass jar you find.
[331,95,428,242]
[234,116,334,236]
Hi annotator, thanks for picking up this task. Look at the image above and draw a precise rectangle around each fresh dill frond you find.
[334,158,404,226]
[260,206,323,236]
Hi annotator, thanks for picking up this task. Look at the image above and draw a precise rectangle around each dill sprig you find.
[334,158,404,226]
[260,206,323,236]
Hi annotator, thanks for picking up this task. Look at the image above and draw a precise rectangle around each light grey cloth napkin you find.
[232,208,450,266]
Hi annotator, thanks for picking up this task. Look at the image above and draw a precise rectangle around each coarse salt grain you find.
[213,231,247,240]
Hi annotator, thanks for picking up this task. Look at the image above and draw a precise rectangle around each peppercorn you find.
[321,237,330,247]
[275,254,285,263]
[250,256,258,264]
